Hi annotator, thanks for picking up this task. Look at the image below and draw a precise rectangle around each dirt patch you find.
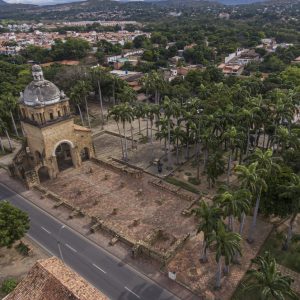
[0,237,49,298]
[167,217,273,299]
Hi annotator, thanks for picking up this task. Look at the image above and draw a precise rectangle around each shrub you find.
[15,241,30,256]
[165,177,200,194]
[1,278,18,295]
[188,177,201,185]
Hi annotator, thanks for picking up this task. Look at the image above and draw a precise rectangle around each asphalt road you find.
[0,183,179,300]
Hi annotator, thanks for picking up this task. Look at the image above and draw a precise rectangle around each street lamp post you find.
[57,225,66,264]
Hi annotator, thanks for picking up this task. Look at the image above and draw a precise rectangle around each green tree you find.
[235,162,267,243]
[279,174,300,250]
[243,252,298,300]
[193,201,223,263]
[206,151,225,189]
[0,201,30,248]
[1,278,18,295]
[108,103,134,161]
[208,221,242,288]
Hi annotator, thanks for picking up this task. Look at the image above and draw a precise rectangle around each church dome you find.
[20,65,65,107]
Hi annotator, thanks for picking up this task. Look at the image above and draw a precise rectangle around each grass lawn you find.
[259,231,300,273]
[165,176,200,194]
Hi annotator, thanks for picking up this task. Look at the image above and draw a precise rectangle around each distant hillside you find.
[0,0,8,5]
[214,0,267,4]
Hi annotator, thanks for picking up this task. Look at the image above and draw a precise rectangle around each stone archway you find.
[38,166,50,182]
[54,142,74,171]
[80,147,90,162]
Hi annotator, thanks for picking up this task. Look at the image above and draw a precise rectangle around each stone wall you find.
[33,184,190,265]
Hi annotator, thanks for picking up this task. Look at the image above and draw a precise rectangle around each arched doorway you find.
[55,142,74,171]
[38,166,50,182]
[80,147,89,162]
[35,151,42,164]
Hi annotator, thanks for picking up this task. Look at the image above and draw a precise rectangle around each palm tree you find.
[91,66,106,129]
[75,80,92,128]
[133,102,146,135]
[279,174,300,250]
[0,119,7,152]
[108,105,125,159]
[215,188,251,233]
[235,162,267,243]
[208,221,242,288]
[243,252,298,300]
[162,97,180,166]
[206,151,225,189]
[117,103,134,161]
[248,148,281,174]
[192,201,223,263]
[69,84,85,126]
[4,93,19,138]
[0,119,13,152]
[171,125,185,164]
[223,126,238,185]
[140,70,166,105]
[156,117,169,155]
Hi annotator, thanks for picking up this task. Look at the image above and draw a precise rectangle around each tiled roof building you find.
[4,257,108,300]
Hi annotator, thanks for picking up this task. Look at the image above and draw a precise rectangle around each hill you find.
[0,0,8,5]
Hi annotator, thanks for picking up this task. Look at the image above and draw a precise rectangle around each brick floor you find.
[42,161,197,253]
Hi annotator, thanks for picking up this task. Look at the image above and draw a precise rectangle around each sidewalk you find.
[0,169,200,300]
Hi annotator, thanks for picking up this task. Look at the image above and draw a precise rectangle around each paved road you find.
[0,183,179,300]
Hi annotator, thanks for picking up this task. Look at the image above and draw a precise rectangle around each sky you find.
[5,0,85,4]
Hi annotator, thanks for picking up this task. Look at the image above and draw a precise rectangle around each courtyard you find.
[42,160,198,254]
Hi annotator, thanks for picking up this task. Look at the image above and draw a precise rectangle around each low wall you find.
[33,183,190,265]
[91,157,143,178]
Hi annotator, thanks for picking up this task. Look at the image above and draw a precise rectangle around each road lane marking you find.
[65,243,77,253]
[92,263,107,274]
[0,183,181,300]
[41,226,51,234]
[124,286,140,299]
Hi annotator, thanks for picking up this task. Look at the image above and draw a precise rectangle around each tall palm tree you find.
[156,116,169,155]
[235,162,267,243]
[208,221,242,288]
[133,102,146,135]
[69,84,85,126]
[243,252,298,300]
[206,151,225,189]
[108,105,125,159]
[0,119,7,152]
[215,188,251,233]
[171,125,185,165]
[75,80,92,128]
[279,174,300,250]
[146,104,160,156]
[248,148,281,174]
[117,103,134,161]
[140,70,166,105]
[223,126,238,185]
[0,120,13,152]
[192,201,223,263]
[4,93,19,138]
[162,97,180,165]
[91,66,107,129]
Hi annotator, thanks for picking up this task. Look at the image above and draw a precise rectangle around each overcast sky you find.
[5,0,85,4]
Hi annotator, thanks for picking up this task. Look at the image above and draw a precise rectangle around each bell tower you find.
[12,65,94,186]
